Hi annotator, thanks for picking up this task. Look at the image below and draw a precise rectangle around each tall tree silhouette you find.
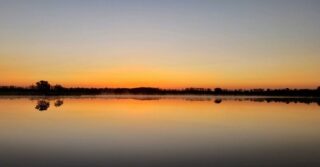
[214,88,223,94]
[36,80,51,94]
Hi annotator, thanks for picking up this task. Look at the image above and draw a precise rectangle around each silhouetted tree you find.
[53,84,63,89]
[29,84,36,90]
[214,88,223,94]
[53,84,64,94]
[36,80,51,94]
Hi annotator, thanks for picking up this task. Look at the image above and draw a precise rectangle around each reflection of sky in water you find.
[0,96,320,166]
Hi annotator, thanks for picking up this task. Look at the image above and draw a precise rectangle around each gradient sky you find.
[1,0,320,88]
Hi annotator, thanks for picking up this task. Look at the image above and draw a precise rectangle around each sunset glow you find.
[1,1,320,88]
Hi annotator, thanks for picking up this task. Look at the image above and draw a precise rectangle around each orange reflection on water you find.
[1,97,319,138]
[1,96,320,166]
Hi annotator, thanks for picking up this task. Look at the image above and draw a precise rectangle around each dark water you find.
[1,96,320,167]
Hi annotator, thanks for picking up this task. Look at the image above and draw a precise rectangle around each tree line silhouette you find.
[0,80,319,97]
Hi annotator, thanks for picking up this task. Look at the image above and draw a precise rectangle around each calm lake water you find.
[1,96,320,167]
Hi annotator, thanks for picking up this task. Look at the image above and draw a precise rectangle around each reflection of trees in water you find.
[35,99,64,111]
[131,97,161,101]
[185,97,211,101]
[35,100,50,111]
[213,97,320,105]
[231,97,320,105]
[32,96,319,111]
[214,99,222,104]
[54,99,64,107]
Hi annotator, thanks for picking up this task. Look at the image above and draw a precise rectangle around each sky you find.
[0,0,320,88]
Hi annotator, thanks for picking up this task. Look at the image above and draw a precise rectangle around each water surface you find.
[1,96,320,167]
